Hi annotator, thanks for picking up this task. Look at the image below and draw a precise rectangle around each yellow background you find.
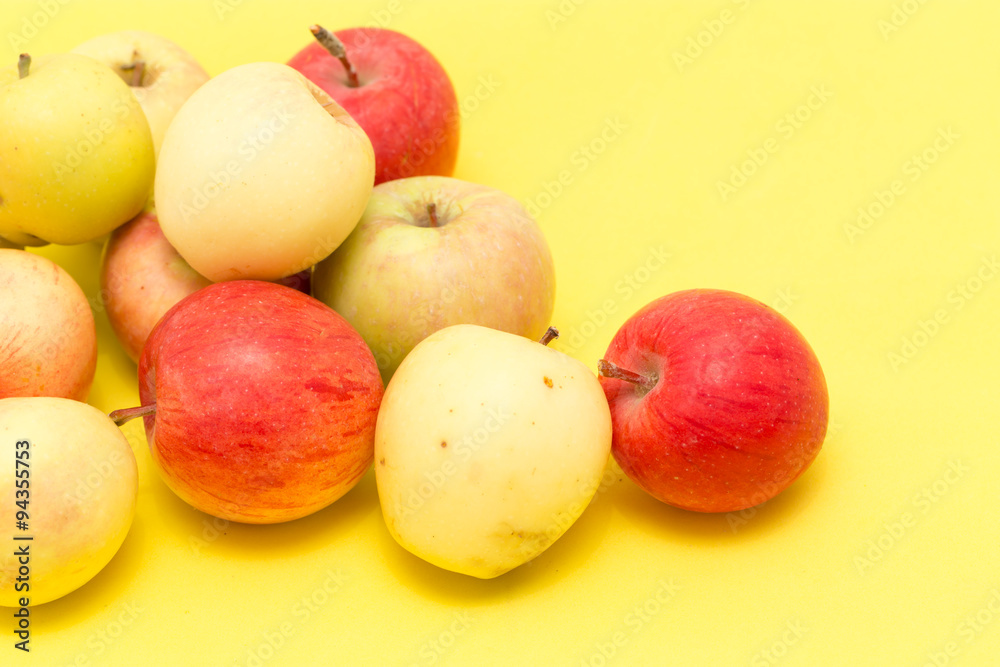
[4,0,1000,664]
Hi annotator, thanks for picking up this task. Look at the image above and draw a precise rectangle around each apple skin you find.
[0,250,97,401]
[138,280,383,523]
[102,210,314,363]
[0,53,155,246]
[72,30,211,158]
[0,397,137,606]
[154,62,375,282]
[313,176,555,383]
[288,27,459,184]
[375,324,611,578]
[600,289,828,513]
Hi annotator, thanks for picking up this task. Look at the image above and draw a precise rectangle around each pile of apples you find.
[0,25,829,605]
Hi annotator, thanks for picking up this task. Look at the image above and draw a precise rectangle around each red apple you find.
[133,280,383,523]
[288,25,459,184]
[598,289,828,513]
[102,210,312,362]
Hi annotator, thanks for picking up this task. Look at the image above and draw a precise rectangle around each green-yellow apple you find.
[313,176,556,383]
[154,62,375,282]
[0,53,155,246]
[0,250,96,400]
[375,325,611,578]
[72,30,211,158]
[0,397,138,606]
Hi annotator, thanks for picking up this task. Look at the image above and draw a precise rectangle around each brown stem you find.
[539,327,559,346]
[310,24,359,87]
[597,359,657,391]
[17,53,30,79]
[109,404,156,427]
[427,202,438,228]
[129,60,145,87]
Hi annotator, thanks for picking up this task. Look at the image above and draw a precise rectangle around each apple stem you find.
[17,53,30,79]
[598,359,657,391]
[427,202,438,228]
[310,24,360,88]
[123,59,145,87]
[109,404,156,427]
[539,327,559,346]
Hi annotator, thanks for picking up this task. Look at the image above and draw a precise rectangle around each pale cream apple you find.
[101,209,211,362]
[154,62,375,282]
[375,325,611,578]
[313,176,556,383]
[0,250,97,401]
[0,397,138,606]
[72,30,210,158]
[0,54,155,246]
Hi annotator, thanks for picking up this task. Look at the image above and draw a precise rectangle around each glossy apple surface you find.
[154,62,374,281]
[0,397,137,606]
[313,176,555,383]
[376,325,611,578]
[0,54,155,246]
[72,30,210,158]
[600,289,828,513]
[288,27,459,184]
[0,250,97,401]
[139,280,383,523]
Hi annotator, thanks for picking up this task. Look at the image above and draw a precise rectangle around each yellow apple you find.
[0,53,155,246]
[0,397,138,606]
[375,325,612,578]
[154,62,375,281]
[72,30,211,158]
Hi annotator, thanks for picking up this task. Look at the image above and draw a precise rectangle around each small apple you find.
[130,280,383,523]
[72,30,211,158]
[313,176,556,383]
[0,53,155,246]
[288,25,459,184]
[0,250,97,401]
[154,61,375,282]
[598,289,829,513]
[0,397,137,606]
[376,325,611,578]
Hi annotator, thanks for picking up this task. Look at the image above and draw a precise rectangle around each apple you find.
[0,397,138,606]
[72,30,211,158]
[102,210,315,363]
[0,250,97,401]
[313,176,556,383]
[0,53,155,246]
[288,25,459,184]
[154,61,374,282]
[375,325,611,578]
[598,289,829,513]
[129,280,383,523]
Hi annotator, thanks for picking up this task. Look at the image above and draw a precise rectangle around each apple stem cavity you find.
[109,404,157,427]
[310,24,360,88]
[598,359,657,392]
[123,59,146,87]
[539,327,560,346]
[17,53,30,79]
[427,202,439,228]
